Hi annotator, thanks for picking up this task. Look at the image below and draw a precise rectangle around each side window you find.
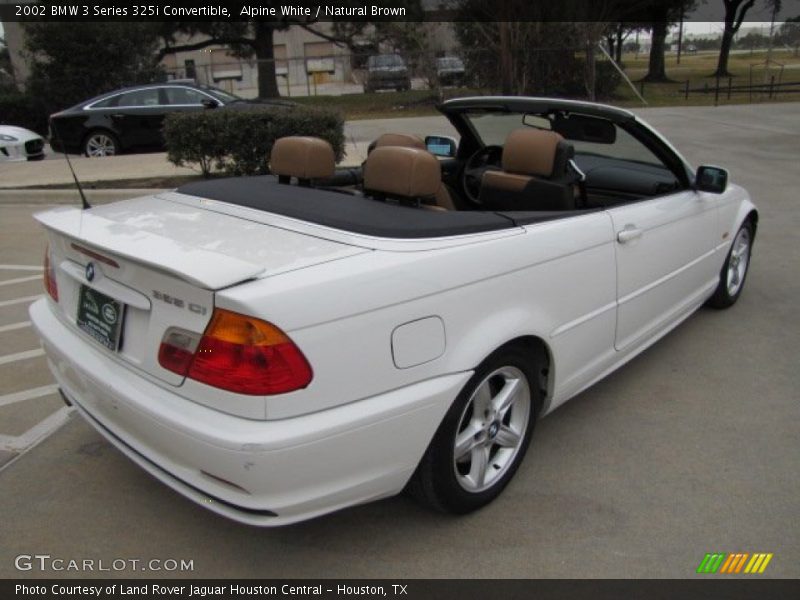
[572,125,664,167]
[164,87,207,105]
[89,95,117,108]
[115,89,162,107]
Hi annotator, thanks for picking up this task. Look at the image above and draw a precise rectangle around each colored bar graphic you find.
[701,552,774,574]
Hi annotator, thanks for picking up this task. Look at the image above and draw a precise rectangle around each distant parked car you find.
[0,125,45,162]
[49,82,293,157]
[685,44,698,54]
[364,54,411,93]
[436,56,466,87]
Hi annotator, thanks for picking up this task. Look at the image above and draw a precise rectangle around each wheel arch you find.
[471,334,553,417]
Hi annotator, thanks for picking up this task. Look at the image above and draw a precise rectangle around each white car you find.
[29,97,757,526]
[0,125,45,161]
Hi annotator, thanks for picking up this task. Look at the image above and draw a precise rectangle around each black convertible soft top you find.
[177,176,588,239]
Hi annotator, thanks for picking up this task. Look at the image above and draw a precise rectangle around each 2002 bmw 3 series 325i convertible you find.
[30,97,757,525]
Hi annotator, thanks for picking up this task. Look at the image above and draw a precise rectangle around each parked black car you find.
[436,57,466,87]
[364,54,411,93]
[49,82,292,157]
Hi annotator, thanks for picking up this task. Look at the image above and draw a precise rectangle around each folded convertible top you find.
[178,176,518,239]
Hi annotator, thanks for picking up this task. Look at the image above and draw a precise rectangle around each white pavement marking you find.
[0,384,59,408]
[0,321,31,333]
[0,275,41,287]
[0,294,42,308]
[0,348,45,366]
[0,406,73,452]
[0,265,43,272]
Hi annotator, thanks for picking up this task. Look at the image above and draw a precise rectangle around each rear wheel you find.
[83,130,119,157]
[408,347,540,514]
[707,220,753,308]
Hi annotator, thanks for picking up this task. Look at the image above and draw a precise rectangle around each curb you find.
[0,189,169,205]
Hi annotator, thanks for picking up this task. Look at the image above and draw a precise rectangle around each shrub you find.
[164,106,345,178]
[0,93,49,136]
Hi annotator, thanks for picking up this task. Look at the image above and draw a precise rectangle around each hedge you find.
[164,105,345,178]
[0,93,49,136]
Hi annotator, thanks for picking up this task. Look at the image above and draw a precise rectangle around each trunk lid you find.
[36,194,367,385]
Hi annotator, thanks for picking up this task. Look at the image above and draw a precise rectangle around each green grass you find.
[614,49,800,108]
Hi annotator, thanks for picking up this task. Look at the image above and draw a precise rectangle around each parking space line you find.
[0,406,73,453]
[0,348,45,366]
[0,384,59,409]
[0,321,31,333]
[0,265,43,272]
[0,294,42,308]
[0,275,41,287]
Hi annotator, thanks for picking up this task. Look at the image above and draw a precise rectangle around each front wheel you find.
[83,130,119,157]
[408,347,540,514]
[707,220,754,309]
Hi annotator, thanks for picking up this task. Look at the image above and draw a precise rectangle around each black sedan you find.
[49,82,291,157]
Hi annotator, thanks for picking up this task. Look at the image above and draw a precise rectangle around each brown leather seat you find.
[270,136,335,186]
[367,133,456,210]
[363,146,444,210]
[478,129,578,211]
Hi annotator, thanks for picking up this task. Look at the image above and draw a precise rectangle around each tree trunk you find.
[643,20,669,82]
[499,22,513,95]
[615,27,624,64]
[585,42,596,101]
[253,23,280,98]
[713,29,735,77]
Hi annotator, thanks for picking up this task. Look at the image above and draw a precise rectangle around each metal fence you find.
[163,51,468,98]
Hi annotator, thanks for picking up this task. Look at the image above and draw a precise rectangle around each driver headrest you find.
[270,136,335,180]
[502,129,572,178]
[363,146,440,200]
[367,132,426,156]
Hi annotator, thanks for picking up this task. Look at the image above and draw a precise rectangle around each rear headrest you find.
[502,129,571,178]
[270,136,335,180]
[370,133,426,153]
[364,146,440,200]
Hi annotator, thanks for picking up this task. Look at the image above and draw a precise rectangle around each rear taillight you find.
[43,246,58,301]
[158,309,313,396]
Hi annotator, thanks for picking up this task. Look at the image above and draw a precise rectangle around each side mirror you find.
[695,165,728,194]
[201,98,219,109]
[425,135,458,158]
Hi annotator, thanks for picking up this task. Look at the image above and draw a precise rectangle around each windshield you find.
[368,54,404,68]
[463,110,664,167]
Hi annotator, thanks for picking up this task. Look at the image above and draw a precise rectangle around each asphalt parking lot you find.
[0,103,798,579]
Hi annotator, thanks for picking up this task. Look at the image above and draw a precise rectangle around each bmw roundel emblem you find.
[85,262,95,282]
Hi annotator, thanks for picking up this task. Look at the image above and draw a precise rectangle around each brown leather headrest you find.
[502,129,565,178]
[373,133,426,151]
[270,136,335,179]
[364,146,440,199]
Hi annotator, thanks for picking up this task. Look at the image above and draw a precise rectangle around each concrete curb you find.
[0,189,169,205]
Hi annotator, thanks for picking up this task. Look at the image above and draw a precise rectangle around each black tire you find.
[83,129,120,157]
[706,220,754,309]
[408,346,541,514]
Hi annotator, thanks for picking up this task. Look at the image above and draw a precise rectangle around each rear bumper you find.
[30,298,468,526]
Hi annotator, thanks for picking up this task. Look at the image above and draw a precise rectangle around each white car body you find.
[0,125,45,162]
[29,98,758,525]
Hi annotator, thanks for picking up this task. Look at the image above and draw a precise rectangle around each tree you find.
[640,0,692,82]
[713,0,758,77]
[779,16,800,56]
[22,22,164,114]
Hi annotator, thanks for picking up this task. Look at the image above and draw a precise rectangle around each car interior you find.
[266,109,684,217]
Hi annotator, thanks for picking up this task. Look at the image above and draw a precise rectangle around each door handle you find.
[110,114,125,119]
[617,226,643,244]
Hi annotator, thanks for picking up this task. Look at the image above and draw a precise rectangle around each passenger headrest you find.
[363,146,440,200]
[502,129,572,178]
[270,136,335,180]
[369,133,426,154]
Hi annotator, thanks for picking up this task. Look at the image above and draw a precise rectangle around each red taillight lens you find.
[158,309,313,396]
[43,246,58,301]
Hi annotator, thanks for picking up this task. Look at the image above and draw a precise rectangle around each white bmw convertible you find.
[30,97,757,525]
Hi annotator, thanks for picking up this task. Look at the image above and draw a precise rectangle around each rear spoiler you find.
[35,207,265,290]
